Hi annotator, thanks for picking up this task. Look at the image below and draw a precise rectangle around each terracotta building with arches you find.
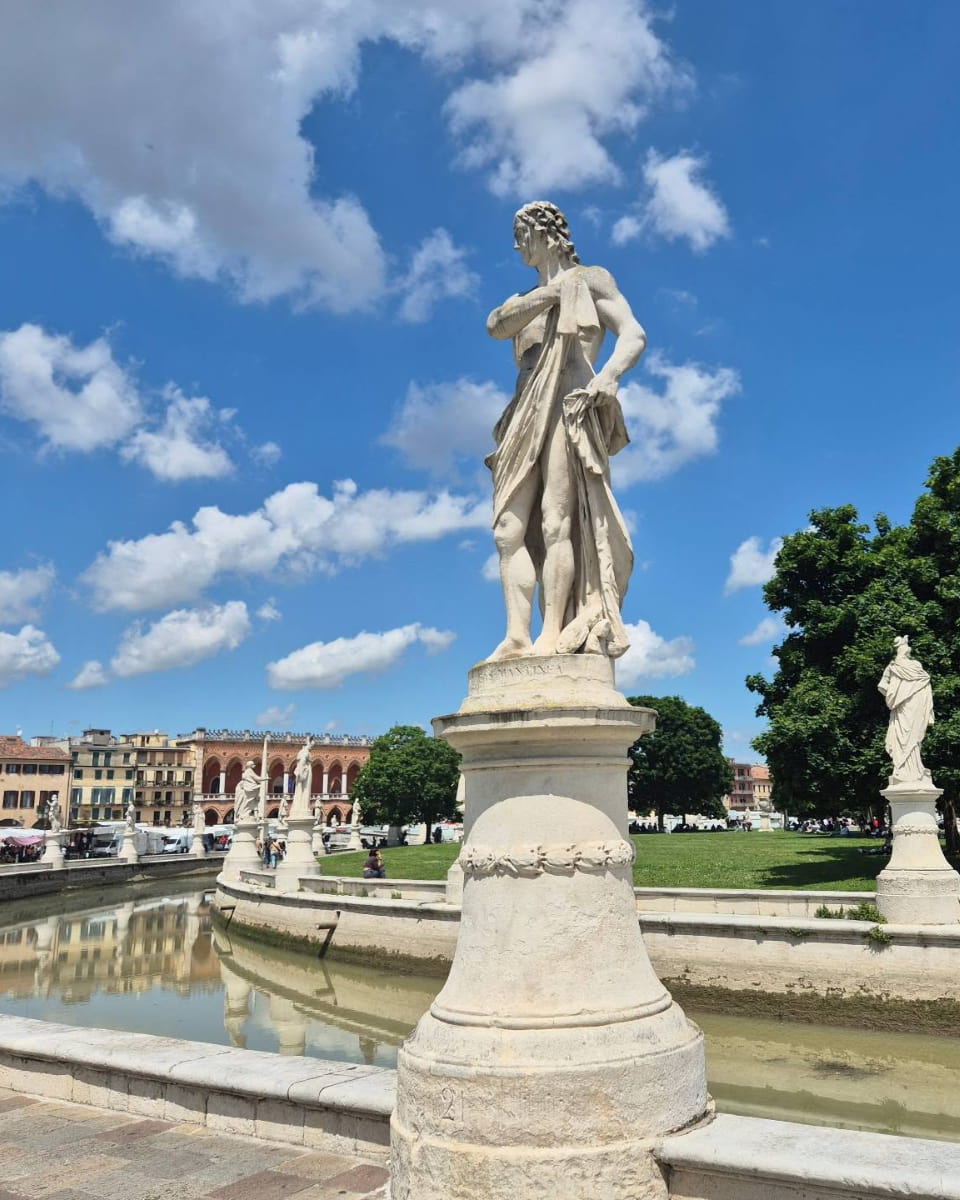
[185,728,373,826]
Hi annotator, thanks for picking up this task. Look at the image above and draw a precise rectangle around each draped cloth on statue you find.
[485,268,633,657]
[881,656,934,783]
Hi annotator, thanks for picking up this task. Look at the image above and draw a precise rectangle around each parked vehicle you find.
[161,830,193,854]
[90,823,166,857]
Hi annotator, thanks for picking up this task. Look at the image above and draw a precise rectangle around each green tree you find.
[747,455,960,852]
[350,724,461,840]
[627,696,732,831]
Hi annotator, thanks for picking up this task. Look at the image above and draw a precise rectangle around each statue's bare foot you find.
[531,632,559,656]
[488,635,533,662]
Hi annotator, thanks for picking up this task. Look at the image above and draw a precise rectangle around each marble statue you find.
[278,794,289,822]
[125,797,137,830]
[293,739,312,812]
[234,760,265,823]
[351,797,362,827]
[485,201,645,662]
[45,795,61,834]
[879,635,934,785]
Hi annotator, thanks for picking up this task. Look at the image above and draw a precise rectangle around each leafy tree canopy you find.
[350,724,460,835]
[627,695,732,830]
[747,447,960,850]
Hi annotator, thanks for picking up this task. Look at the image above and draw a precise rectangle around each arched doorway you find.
[202,757,222,794]
[204,808,220,826]
[327,808,342,826]
[224,758,244,795]
[328,762,343,795]
[268,758,286,795]
[345,763,361,795]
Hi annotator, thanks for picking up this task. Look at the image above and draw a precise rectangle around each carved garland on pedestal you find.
[460,839,635,878]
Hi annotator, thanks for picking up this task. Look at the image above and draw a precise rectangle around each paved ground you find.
[0,1092,389,1200]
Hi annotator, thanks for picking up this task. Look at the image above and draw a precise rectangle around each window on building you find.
[71,789,82,805]
[21,764,36,775]
[122,753,130,764]
[19,792,34,809]
[70,808,79,821]
[122,788,131,803]
[6,764,19,774]
[152,811,160,825]
[91,807,100,821]
[165,791,172,804]
[184,771,192,784]
[92,752,100,766]
[125,770,133,780]
[153,791,161,801]
[74,769,83,780]
[94,770,102,780]
[104,753,112,767]
[164,810,172,826]
[2,793,16,810]
[106,770,114,780]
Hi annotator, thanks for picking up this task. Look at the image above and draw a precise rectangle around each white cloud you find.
[0,564,55,625]
[109,602,250,679]
[613,352,739,486]
[616,619,695,687]
[482,553,500,583]
[0,324,250,481]
[256,601,281,622]
[446,0,689,197]
[739,616,784,646]
[255,703,296,729]
[725,536,783,594]
[0,324,141,453]
[268,622,455,690]
[68,660,109,690]
[0,2,692,306]
[613,149,730,252]
[381,378,506,478]
[252,441,282,468]
[397,229,479,323]
[0,626,60,687]
[120,387,233,481]
[82,480,489,612]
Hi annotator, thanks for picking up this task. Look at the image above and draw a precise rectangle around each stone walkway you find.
[0,1092,389,1200]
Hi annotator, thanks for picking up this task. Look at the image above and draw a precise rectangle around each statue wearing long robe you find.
[879,638,934,785]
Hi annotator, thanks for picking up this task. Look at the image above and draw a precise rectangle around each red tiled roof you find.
[0,737,70,762]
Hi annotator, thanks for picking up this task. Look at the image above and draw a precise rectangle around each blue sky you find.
[0,2,957,756]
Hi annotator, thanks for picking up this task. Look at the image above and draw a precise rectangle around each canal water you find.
[0,883,956,1144]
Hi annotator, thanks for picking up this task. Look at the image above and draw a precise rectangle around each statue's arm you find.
[486,283,559,341]
[590,269,646,392]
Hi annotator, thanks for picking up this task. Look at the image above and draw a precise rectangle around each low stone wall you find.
[641,912,960,1002]
[0,1014,392,1160]
[0,854,221,902]
[636,886,871,918]
[0,1012,957,1197]
[305,875,449,903]
[215,876,960,1002]
[658,1112,960,1199]
[214,877,460,968]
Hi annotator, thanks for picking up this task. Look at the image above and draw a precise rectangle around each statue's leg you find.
[533,416,575,655]
[489,472,540,661]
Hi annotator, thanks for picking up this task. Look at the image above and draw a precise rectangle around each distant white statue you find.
[278,794,289,822]
[293,739,312,812]
[879,636,935,785]
[45,794,61,834]
[351,797,362,828]
[235,760,265,822]
[485,201,645,662]
[125,797,137,830]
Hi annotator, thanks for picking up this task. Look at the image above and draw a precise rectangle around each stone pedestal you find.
[312,822,327,856]
[444,857,464,906]
[119,828,139,863]
[221,819,261,883]
[876,782,960,924]
[40,830,65,870]
[347,822,364,852]
[391,655,709,1200]
[275,815,321,891]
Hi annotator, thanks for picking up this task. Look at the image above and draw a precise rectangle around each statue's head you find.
[894,635,911,656]
[513,201,579,268]
[245,759,255,768]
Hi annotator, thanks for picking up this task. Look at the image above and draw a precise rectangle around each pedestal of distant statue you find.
[119,827,139,863]
[312,819,327,856]
[444,857,464,905]
[876,782,960,924]
[40,830,65,870]
[221,818,261,883]
[391,655,709,1200]
[275,816,320,891]
[191,800,207,858]
[758,811,771,832]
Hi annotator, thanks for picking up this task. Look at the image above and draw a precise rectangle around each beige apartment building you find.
[68,729,196,827]
[723,759,773,817]
[0,736,70,827]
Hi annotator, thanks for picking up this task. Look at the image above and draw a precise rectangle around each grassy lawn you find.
[317,832,960,892]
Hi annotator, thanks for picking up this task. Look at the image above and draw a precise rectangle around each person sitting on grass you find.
[363,848,385,879]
